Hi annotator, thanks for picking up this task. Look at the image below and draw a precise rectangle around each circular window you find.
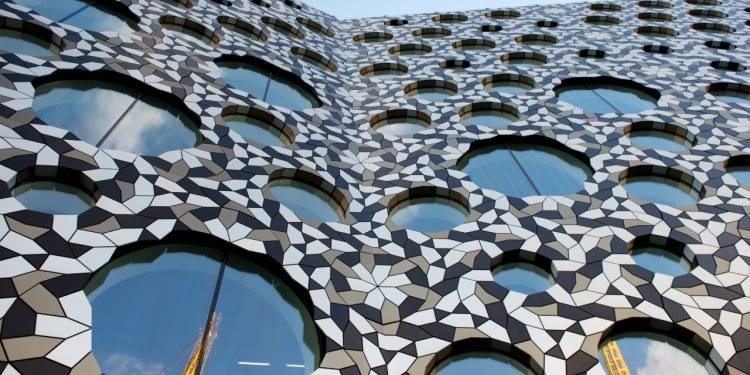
[515,33,557,45]
[218,16,268,41]
[637,12,673,22]
[296,17,334,37]
[33,73,202,156]
[360,63,408,78]
[480,24,503,32]
[432,352,533,375]
[268,174,346,223]
[0,23,60,57]
[554,77,659,114]
[15,0,138,34]
[370,109,431,136]
[459,102,519,128]
[389,43,432,56]
[725,156,750,186]
[216,55,321,111]
[222,106,293,147]
[290,47,337,72]
[626,121,695,152]
[262,16,304,39]
[483,73,535,94]
[485,9,521,19]
[590,3,623,11]
[458,136,592,197]
[160,16,220,47]
[440,59,471,69]
[583,15,621,25]
[494,262,553,295]
[710,60,746,72]
[537,20,558,27]
[404,80,458,101]
[500,52,547,67]
[704,40,735,50]
[636,25,677,37]
[643,44,671,53]
[638,0,672,7]
[707,82,750,106]
[11,167,97,215]
[599,332,718,374]
[86,244,320,375]
[692,22,734,33]
[453,38,495,51]
[388,188,469,233]
[412,27,452,38]
[629,237,691,276]
[689,9,727,18]
[352,31,393,43]
[621,166,703,206]
[578,49,607,58]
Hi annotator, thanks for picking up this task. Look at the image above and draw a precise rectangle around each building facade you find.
[0,0,749,373]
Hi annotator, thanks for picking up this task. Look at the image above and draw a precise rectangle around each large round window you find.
[621,167,702,206]
[458,137,592,198]
[86,244,319,375]
[15,0,138,34]
[555,77,659,114]
[268,176,345,223]
[33,76,201,156]
[599,332,718,374]
[388,189,469,233]
[432,352,534,375]
[217,56,321,111]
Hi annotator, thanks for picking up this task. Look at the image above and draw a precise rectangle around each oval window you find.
[628,130,692,152]
[222,107,293,147]
[0,28,54,56]
[13,179,95,215]
[86,245,319,375]
[389,194,468,233]
[33,77,201,156]
[15,0,138,34]
[217,57,321,111]
[268,178,344,222]
[621,169,702,206]
[432,352,534,375]
[493,262,553,294]
[555,77,659,114]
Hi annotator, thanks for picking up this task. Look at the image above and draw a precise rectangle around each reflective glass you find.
[217,61,270,100]
[493,262,553,294]
[487,83,529,95]
[225,115,288,147]
[63,3,136,33]
[728,166,750,186]
[86,246,223,375]
[433,352,533,375]
[13,180,94,215]
[623,176,699,206]
[0,29,53,56]
[629,130,690,152]
[459,144,591,197]
[374,117,428,136]
[409,88,454,101]
[557,83,658,114]
[463,111,514,128]
[163,24,213,47]
[202,254,318,374]
[632,247,689,276]
[269,179,342,222]
[599,332,719,375]
[266,74,320,111]
[218,61,319,111]
[14,0,88,20]
[506,58,544,67]
[712,91,750,106]
[389,196,468,232]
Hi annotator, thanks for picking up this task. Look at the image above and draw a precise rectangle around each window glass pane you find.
[712,92,750,105]
[265,75,320,111]
[101,97,201,156]
[33,80,138,145]
[493,262,553,294]
[269,179,342,222]
[623,176,699,206]
[14,0,87,20]
[202,254,318,374]
[163,24,212,47]
[632,247,689,276]
[13,180,93,215]
[409,88,453,101]
[85,246,223,375]
[509,144,590,196]
[557,87,618,113]
[463,111,514,128]
[487,84,528,95]
[433,352,533,375]
[0,29,52,56]
[728,166,750,186]
[629,130,690,152]
[599,333,719,375]
[218,62,271,100]
[595,85,658,113]
[374,120,427,136]
[459,146,537,197]
[63,3,136,33]
[557,82,658,114]
[389,196,468,232]
[225,115,289,147]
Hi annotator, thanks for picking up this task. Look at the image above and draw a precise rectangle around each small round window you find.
[707,82,750,106]
[626,121,695,152]
[599,332,719,374]
[222,106,293,147]
[459,102,519,128]
[621,167,703,206]
[458,137,592,198]
[11,167,98,215]
[432,352,534,374]
[388,189,469,233]
[0,25,58,57]
[370,109,430,136]
[33,75,201,156]
[725,156,750,186]
[268,175,345,223]
[631,244,690,276]
[404,80,458,101]
[15,0,138,34]
[494,262,553,295]
[555,77,660,114]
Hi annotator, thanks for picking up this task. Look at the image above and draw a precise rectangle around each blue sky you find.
[300,0,591,19]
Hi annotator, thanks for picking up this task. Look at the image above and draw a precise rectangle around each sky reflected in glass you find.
[0,29,52,56]
[493,262,553,294]
[599,332,719,375]
[15,0,136,34]
[463,111,515,128]
[13,180,94,215]
[632,247,689,276]
[218,61,319,111]
[728,166,750,186]
[629,130,691,152]
[486,83,530,95]
[623,176,699,206]
[557,83,658,114]
[374,117,428,136]
[712,92,750,106]
[408,88,454,101]
[433,352,533,375]
[389,196,468,232]
[225,115,289,146]
[269,179,342,222]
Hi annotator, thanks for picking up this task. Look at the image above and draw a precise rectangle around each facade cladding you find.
[1,0,750,374]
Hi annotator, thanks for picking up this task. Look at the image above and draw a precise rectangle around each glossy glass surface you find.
[408,88,454,101]
[459,143,591,197]
[728,166,750,186]
[557,83,658,114]
[493,262,553,294]
[599,332,719,375]
[86,245,319,375]
[433,352,533,375]
[712,91,750,106]
[33,80,200,156]
[505,58,544,67]
[463,111,514,128]
[632,247,689,276]
[163,24,212,47]
[225,115,288,146]
[374,117,428,136]
[269,179,342,222]
[623,176,699,206]
[629,130,691,152]
[15,0,136,34]
[217,61,319,111]
[0,29,52,56]
[13,180,94,215]
[486,83,529,94]
[389,196,468,232]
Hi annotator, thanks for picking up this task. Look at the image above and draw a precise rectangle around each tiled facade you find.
[0,0,749,373]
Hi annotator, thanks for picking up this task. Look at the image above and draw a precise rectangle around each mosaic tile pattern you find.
[0,0,749,373]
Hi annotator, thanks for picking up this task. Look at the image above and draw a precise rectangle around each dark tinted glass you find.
[269,179,342,222]
[493,262,553,294]
[13,180,94,215]
[557,83,657,114]
[629,130,690,152]
[0,29,52,56]
[623,176,699,206]
[599,332,719,375]
[632,247,689,276]
[15,0,136,34]
[433,352,533,375]
[459,143,591,197]
[86,246,223,375]
[225,115,289,146]
[201,254,318,374]
[389,196,468,232]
